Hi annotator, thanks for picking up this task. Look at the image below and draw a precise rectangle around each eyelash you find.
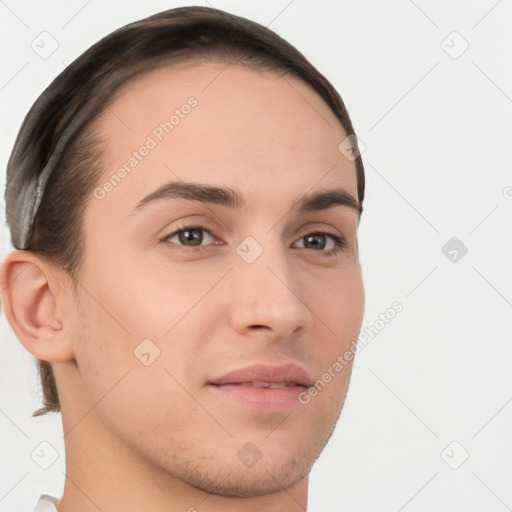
[159,224,348,257]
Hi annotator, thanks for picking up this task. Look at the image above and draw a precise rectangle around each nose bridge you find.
[229,232,313,336]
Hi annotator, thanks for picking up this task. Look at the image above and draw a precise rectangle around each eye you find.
[160,224,217,248]
[293,231,347,256]
[159,224,347,256]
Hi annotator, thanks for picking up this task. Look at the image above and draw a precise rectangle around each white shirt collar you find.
[33,494,57,512]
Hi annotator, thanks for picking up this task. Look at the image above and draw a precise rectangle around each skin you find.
[1,61,364,512]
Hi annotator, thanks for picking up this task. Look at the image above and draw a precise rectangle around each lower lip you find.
[208,384,307,412]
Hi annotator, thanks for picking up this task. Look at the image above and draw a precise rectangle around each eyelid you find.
[160,223,219,248]
[159,222,347,257]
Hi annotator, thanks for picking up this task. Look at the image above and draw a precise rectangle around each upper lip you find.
[208,363,313,387]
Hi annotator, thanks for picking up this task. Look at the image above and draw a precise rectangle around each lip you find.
[208,362,314,387]
[207,363,313,412]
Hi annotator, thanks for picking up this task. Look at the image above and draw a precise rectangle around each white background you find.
[1,1,511,511]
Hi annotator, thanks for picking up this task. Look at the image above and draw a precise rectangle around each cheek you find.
[69,259,219,406]
[78,251,204,343]
[68,293,196,445]
[128,256,230,336]
[311,267,365,346]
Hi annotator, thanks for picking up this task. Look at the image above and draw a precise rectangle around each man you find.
[1,6,365,511]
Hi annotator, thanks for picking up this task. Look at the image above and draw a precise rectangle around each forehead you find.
[90,61,357,215]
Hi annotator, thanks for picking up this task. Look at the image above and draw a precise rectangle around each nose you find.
[228,238,314,341]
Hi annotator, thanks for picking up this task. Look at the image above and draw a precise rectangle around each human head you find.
[1,5,365,502]
[3,6,365,418]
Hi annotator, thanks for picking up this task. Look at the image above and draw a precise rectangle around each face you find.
[60,61,364,496]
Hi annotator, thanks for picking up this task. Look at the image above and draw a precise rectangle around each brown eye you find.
[162,225,215,247]
[303,233,329,250]
[293,231,347,257]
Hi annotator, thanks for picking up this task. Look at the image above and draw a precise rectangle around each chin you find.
[184,458,312,498]
[170,437,321,498]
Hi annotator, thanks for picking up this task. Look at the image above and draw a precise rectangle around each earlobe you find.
[0,250,74,362]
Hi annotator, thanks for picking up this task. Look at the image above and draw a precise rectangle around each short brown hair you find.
[4,6,365,417]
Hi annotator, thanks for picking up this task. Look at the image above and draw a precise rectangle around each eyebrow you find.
[131,181,362,217]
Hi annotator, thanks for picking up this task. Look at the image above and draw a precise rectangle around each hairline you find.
[68,54,360,281]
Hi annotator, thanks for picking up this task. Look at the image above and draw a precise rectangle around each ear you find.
[0,250,75,362]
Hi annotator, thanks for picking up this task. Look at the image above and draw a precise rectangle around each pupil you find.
[180,229,202,246]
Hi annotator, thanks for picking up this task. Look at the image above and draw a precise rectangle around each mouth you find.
[207,382,308,412]
[207,363,312,412]
[216,381,304,388]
